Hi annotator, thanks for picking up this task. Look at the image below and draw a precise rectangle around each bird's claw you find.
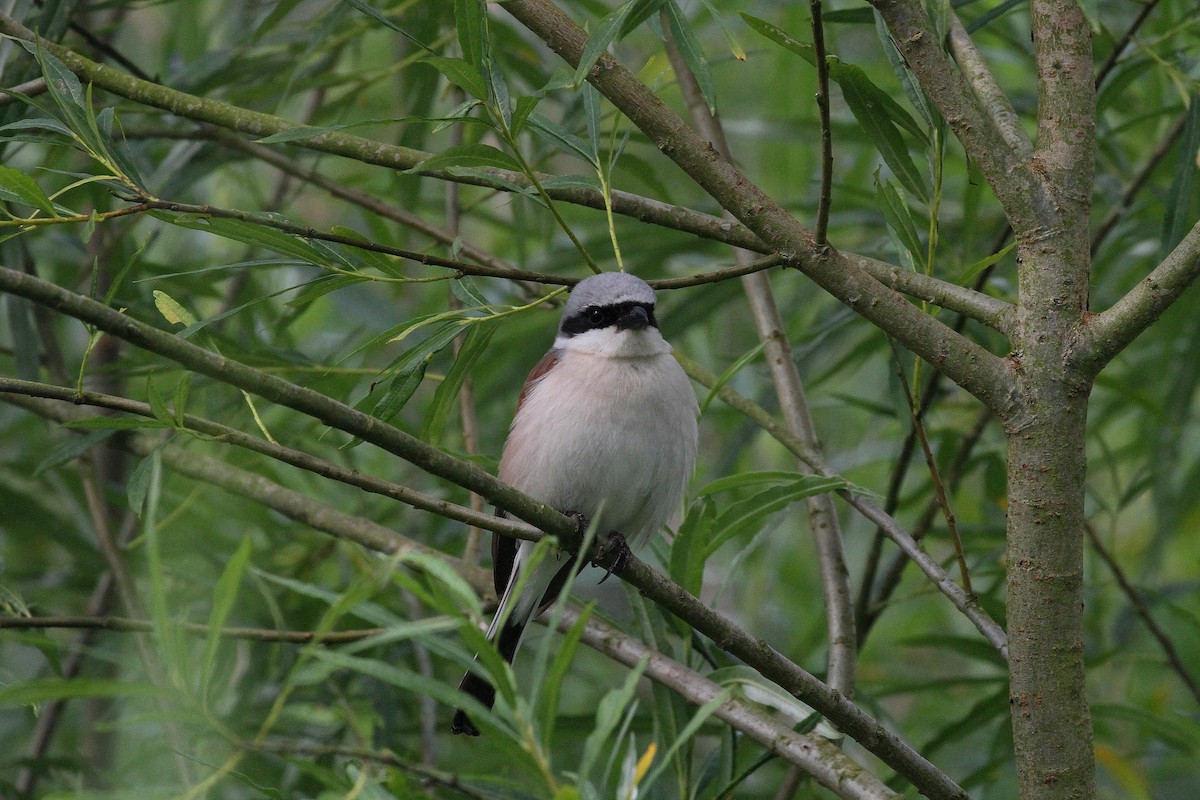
[565,510,589,539]
[595,532,630,584]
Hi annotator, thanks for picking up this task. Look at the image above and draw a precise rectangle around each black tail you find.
[451,613,527,736]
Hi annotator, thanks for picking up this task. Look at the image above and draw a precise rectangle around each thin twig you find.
[254,740,488,799]
[15,572,119,795]
[1094,0,1162,88]
[862,408,991,636]
[1084,524,1200,705]
[0,377,538,546]
[661,10,856,699]
[887,339,972,595]
[810,0,833,243]
[0,76,48,105]
[1091,111,1188,256]
[564,607,899,800]
[3,391,492,593]
[856,219,1010,642]
[0,13,1014,333]
[674,351,1008,659]
[0,267,969,799]
[0,615,388,643]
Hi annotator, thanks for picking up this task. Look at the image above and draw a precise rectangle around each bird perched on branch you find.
[452,271,698,736]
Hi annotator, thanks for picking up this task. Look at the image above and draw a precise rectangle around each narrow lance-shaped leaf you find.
[201,536,253,702]
[662,0,717,114]
[670,496,716,597]
[422,55,489,101]
[454,0,487,74]
[423,321,496,447]
[741,13,930,195]
[875,173,925,270]
[832,59,930,203]
[574,0,638,86]
[1161,96,1200,258]
[579,656,650,784]
[0,165,57,216]
[410,142,524,174]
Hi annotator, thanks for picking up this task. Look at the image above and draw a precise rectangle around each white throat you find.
[554,327,673,358]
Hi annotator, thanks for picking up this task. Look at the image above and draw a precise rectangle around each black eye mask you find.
[560,301,658,336]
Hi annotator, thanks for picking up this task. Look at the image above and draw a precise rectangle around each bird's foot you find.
[594,532,631,584]
[564,510,589,540]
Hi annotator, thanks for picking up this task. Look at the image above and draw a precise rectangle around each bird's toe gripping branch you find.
[594,532,631,584]
[560,511,631,583]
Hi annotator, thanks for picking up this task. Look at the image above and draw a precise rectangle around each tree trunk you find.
[1005,392,1095,798]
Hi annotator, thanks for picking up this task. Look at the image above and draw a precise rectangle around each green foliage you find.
[0,1,1197,799]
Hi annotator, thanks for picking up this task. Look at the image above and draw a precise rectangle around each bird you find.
[451,271,698,736]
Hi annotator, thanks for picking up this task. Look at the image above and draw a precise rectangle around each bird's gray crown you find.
[562,272,655,320]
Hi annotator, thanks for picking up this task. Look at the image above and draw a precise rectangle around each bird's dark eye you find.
[586,307,606,324]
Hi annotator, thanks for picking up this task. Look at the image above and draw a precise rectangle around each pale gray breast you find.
[499,350,697,546]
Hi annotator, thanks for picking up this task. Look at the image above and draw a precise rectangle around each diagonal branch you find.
[620,554,970,799]
[3,391,489,588]
[0,12,753,251]
[0,265,966,795]
[1074,220,1200,374]
[674,353,1009,658]
[868,0,1049,234]
[0,377,541,543]
[566,608,898,800]
[0,265,570,538]
[0,610,898,798]
[660,20,856,697]
[501,0,1016,417]
[947,14,1032,160]
[0,14,1013,332]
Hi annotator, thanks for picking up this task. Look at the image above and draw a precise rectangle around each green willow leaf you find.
[574,1,637,86]
[454,0,487,74]
[742,12,929,201]
[201,536,252,701]
[662,0,716,114]
[0,165,56,216]
[423,321,496,447]
[411,142,523,174]
[422,55,488,101]
[835,60,929,202]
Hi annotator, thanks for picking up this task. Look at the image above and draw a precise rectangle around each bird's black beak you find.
[615,305,650,331]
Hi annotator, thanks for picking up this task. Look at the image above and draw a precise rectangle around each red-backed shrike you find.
[451,272,698,736]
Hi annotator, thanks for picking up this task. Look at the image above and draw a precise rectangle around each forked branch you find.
[501,0,1016,417]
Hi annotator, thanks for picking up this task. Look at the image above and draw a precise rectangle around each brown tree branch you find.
[674,352,1009,658]
[0,12,1016,333]
[564,608,898,800]
[501,0,1016,418]
[1075,219,1200,374]
[0,265,967,796]
[868,0,1049,233]
[1030,0,1096,221]
[0,377,542,542]
[947,14,1032,160]
[1,609,899,795]
[4,391,492,592]
[1084,525,1200,705]
[660,17,856,698]
[0,11,759,251]
[1091,111,1189,257]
